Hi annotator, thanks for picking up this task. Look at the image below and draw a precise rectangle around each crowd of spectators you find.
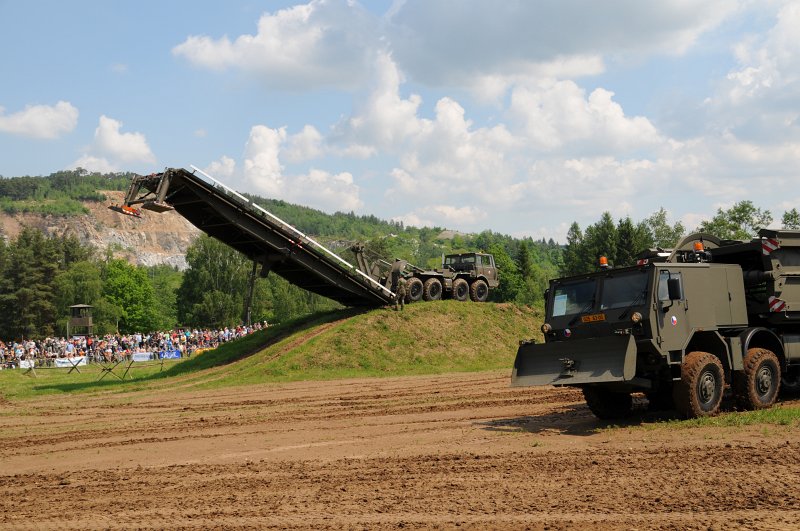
[0,322,268,369]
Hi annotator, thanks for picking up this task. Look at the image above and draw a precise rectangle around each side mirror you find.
[667,277,683,301]
[543,288,550,302]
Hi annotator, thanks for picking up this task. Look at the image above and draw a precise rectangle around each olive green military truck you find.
[406,252,499,302]
[351,246,500,303]
[512,229,800,419]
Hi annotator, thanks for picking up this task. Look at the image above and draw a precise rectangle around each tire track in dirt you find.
[2,372,799,529]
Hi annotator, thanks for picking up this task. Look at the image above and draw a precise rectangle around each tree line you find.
[0,170,797,339]
[561,201,800,276]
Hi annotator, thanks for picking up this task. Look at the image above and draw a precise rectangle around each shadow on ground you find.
[478,398,683,436]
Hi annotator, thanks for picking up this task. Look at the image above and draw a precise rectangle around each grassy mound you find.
[0,302,543,398]
[203,301,543,388]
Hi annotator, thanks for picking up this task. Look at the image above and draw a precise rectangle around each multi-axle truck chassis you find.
[512,230,800,419]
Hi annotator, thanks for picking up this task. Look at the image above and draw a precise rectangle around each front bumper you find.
[511,335,637,387]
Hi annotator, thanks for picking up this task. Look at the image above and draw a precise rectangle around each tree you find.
[782,208,800,230]
[560,222,585,276]
[148,265,181,329]
[516,241,533,279]
[698,201,772,240]
[488,244,521,302]
[582,212,617,268]
[644,208,685,248]
[177,235,250,327]
[615,217,653,267]
[102,258,160,333]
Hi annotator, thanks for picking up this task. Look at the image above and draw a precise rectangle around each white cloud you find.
[242,125,286,196]
[285,125,324,163]
[723,3,800,106]
[0,101,78,139]
[292,168,362,211]
[387,0,738,87]
[331,51,424,155]
[70,155,117,173]
[205,156,236,179]
[172,0,380,90]
[397,204,487,229]
[204,124,362,213]
[69,115,156,172]
[509,80,662,154]
[93,115,156,163]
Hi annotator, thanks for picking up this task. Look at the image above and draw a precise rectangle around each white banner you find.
[54,356,87,368]
[18,359,36,369]
[131,352,154,362]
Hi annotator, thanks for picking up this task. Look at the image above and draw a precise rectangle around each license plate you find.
[581,313,606,323]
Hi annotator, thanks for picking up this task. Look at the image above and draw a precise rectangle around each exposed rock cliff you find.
[0,191,200,269]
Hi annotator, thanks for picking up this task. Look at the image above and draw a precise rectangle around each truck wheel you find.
[469,279,489,302]
[452,278,469,301]
[423,278,442,301]
[672,351,724,418]
[582,386,633,420]
[407,277,424,302]
[734,348,780,410]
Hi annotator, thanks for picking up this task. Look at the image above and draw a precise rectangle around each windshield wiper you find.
[618,290,647,320]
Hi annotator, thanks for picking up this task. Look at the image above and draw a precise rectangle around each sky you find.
[1,0,799,242]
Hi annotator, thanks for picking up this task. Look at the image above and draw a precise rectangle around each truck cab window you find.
[552,280,596,317]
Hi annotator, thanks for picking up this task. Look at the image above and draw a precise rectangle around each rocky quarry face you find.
[0,191,200,270]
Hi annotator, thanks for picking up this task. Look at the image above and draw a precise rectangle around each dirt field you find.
[1,371,799,530]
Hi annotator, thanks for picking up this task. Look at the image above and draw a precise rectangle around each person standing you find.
[394,275,408,311]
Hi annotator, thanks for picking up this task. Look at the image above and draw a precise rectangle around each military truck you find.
[512,229,800,419]
[407,252,499,302]
[351,246,499,303]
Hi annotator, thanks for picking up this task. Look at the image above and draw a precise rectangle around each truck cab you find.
[513,230,800,419]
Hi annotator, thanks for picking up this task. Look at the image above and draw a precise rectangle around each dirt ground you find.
[1,371,799,530]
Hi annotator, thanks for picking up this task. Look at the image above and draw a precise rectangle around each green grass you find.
[0,302,543,400]
[649,405,800,430]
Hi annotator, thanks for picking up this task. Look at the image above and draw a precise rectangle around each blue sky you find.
[1,1,799,241]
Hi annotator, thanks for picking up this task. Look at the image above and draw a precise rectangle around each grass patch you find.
[650,405,800,430]
[598,403,800,433]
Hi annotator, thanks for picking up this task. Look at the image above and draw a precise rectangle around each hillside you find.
[0,190,200,269]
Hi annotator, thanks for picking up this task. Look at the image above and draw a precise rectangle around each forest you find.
[0,169,798,341]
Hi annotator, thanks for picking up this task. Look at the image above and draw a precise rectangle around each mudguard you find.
[511,335,637,387]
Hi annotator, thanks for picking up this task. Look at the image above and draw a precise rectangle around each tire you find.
[733,348,781,410]
[406,277,424,303]
[672,351,724,418]
[423,278,442,301]
[452,278,469,301]
[582,386,633,420]
[469,279,489,302]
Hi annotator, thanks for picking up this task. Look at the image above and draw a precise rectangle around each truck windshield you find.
[551,280,596,317]
[599,271,649,311]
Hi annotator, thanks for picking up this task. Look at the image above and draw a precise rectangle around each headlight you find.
[631,311,642,324]
[541,323,552,334]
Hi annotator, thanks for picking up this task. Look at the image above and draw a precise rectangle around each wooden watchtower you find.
[67,304,93,337]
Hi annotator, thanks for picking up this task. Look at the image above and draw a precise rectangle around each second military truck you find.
[512,229,800,419]
[351,245,500,303]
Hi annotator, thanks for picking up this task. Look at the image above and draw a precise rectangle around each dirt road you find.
[1,371,798,529]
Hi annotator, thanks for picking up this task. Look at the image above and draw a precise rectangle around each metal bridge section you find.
[118,166,395,307]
